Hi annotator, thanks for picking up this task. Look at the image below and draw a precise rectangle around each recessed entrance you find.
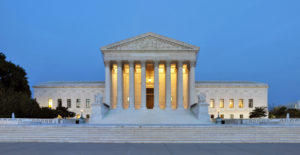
[146,88,154,109]
[146,63,154,109]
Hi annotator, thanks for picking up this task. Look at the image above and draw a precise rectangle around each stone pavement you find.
[0,143,299,155]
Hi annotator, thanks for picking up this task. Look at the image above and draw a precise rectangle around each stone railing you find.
[0,118,60,125]
[223,118,300,125]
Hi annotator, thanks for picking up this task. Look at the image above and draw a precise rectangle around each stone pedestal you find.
[196,93,211,123]
[90,94,109,123]
[197,102,210,123]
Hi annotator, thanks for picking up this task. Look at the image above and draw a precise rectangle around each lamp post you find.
[78,109,85,124]
[216,110,222,124]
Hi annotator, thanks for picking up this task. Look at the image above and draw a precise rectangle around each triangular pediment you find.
[101,32,199,51]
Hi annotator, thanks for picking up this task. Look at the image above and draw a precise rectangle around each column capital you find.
[189,61,196,67]
[117,61,122,65]
[104,61,110,66]
[129,61,135,66]
[177,61,183,66]
[165,60,171,66]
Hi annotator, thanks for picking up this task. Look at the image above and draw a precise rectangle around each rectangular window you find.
[240,114,243,119]
[67,99,71,108]
[57,99,62,108]
[219,99,224,108]
[239,99,244,108]
[249,99,253,108]
[210,115,214,119]
[76,99,81,108]
[210,99,215,108]
[229,99,234,108]
[48,98,53,108]
[220,114,224,118]
[86,99,90,108]
[230,114,234,119]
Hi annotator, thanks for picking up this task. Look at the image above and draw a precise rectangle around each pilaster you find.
[129,61,135,110]
[104,61,111,107]
[117,61,123,110]
[165,61,171,109]
[177,61,183,109]
[154,61,159,109]
[189,61,196,108]
[140,61,146,110]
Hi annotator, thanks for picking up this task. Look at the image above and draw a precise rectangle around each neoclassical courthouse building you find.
[34,33,268,123]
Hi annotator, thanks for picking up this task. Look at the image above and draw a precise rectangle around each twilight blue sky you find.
[0,0,299,106]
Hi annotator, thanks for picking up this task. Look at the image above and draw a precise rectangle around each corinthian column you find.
[154,61,159,109]
[117,61,123,110]
[165,61,171,109]
[140,61,146,110]
[105,61,111,107]
[177,61,183,109]
[129,61,135,110]
[189,61,196,108]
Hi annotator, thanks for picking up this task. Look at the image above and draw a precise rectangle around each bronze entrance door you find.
[146,88,154,109]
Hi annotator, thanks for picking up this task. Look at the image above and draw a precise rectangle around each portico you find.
[101,32,199,111]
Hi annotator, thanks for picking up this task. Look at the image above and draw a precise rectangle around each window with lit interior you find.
[229,99,234,108]
[48,98,53,108]
[239,99,244,108]
[219,99,224,108]
[210,99,215,108]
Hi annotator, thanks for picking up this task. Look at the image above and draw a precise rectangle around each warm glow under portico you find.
[107,61,192,110]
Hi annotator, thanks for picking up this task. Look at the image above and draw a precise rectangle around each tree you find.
[249,106,267,118]
[269,106,300,118]
[0,53,31,96]
[56,106,75,118]
[269,106,287,118]
[0,52,74,118]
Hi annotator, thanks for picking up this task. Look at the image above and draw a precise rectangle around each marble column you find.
[117,61,123,110]
[129,61,135,110]
[165,61,171,109]
[105,61,111,107]
[177,61,183,109]
[140,61,146,110]
[189,61,196,108]
[154,61,159,109]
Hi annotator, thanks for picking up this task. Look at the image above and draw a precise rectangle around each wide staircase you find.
[0,125,300,143]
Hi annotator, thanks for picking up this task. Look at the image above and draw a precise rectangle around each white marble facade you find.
[33,32,268,119]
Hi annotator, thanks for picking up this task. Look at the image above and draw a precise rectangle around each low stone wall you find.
[0,118,61,125]
[223,118,300,125]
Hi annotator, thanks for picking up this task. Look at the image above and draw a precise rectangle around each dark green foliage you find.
[269,106,300,118]
[249,106,267,118]
[269,106,287,118]
[56,106,75,118]
[0,53,31,96]
[0,52,74,118]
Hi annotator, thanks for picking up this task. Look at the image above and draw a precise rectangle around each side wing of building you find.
[33,82,106,117]
[195,81,268,119]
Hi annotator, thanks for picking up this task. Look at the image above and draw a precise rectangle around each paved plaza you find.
[0,143,299,155]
